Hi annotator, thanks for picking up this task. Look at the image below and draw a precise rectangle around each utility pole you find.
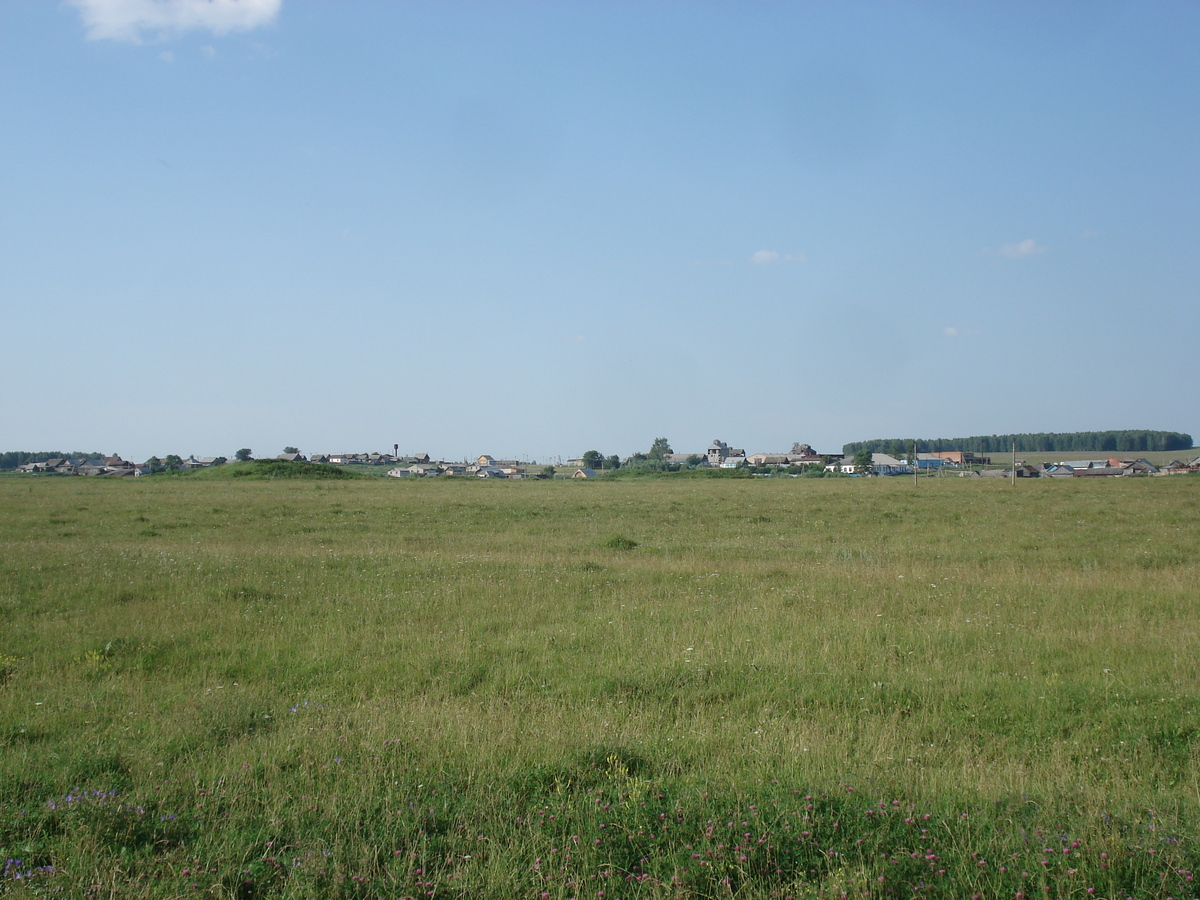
[1011,441,1017,487]
[913,439,918,486]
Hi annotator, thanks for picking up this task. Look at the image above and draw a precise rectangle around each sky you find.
[2,0,1198,463]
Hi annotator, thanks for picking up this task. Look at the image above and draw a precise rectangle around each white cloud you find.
[943,326,958,337]
[997,238,1047,259]
[1081,230,1100,239]
[943,326,977,338]
[751,250,807,265]
[70,0,282,42]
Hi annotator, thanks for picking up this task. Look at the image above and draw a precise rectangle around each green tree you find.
[605,455,622,471]
[543,466,556,479]
[648,437,672,460]
[581,450,602,470]
[283,446,299,455]
[212,457,227,466]
[235,449,253,462]
[852,449,874,474]
[146,456,163,474]
[163,454,183,472]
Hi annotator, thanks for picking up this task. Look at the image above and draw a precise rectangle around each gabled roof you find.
[1054,459,1110,469]
[663,453,697,464]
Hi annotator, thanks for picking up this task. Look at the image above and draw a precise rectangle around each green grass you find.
[1,475,1198,898]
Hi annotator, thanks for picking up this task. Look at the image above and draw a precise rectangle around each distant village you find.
[12,439,1200,479]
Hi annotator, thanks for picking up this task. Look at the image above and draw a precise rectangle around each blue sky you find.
[3,1,1197,462]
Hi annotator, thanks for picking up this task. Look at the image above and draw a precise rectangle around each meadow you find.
[1,471,1198,899]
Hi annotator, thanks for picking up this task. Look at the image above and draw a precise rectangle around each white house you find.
[839,453,909,475]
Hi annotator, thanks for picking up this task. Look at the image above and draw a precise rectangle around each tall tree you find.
[852,449,874,474]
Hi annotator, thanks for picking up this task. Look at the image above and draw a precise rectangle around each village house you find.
[836,453,909,476]
[1114,458,1160,474]
[25,458,75,474]
[746,443,839,468]
[903,453,948,470]
[662,453,701,465]
[17,455,145,477]
[707,439,746,467]
[1161,458,1200,475]
[746,453,791,466]
[930,451,991,466]
[1037,458,1158,477]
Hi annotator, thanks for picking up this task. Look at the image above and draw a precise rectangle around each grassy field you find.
[1,472,1198,898]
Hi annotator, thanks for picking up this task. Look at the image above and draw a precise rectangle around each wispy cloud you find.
[997,238,1046,259]
[70,0,282,42]
[751,250,807,265]
[943,326,977,338]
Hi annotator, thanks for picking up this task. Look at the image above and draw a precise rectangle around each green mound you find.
[198,459,363,480]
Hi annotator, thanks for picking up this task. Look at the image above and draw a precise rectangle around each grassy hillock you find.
[1,475,1198,897]
[192,458,365,480]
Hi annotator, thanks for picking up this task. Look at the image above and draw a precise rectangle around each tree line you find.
[843,430,1194,457]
